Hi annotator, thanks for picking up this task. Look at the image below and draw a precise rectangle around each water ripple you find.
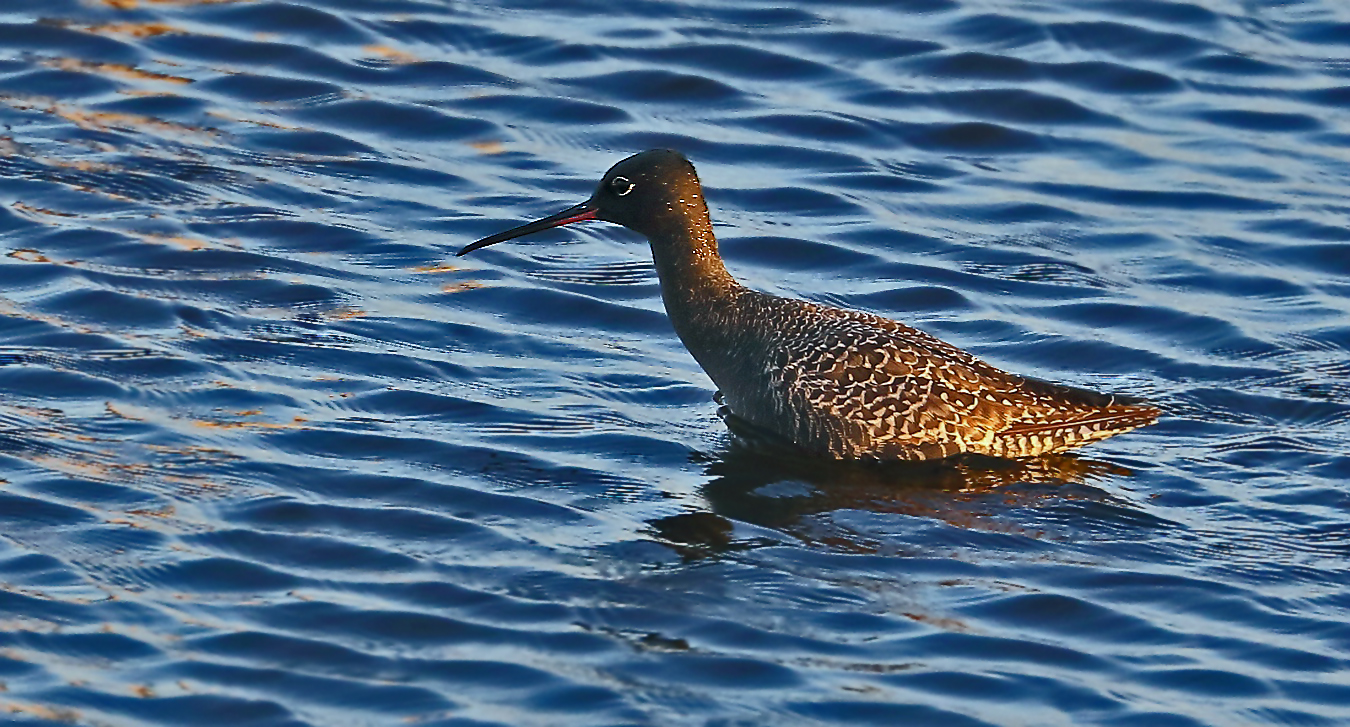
[0,0,1346,725]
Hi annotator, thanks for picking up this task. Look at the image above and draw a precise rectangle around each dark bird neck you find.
[646,219,743,333]
[644,217,773,409]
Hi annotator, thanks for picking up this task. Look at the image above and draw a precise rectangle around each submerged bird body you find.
[459,150,1158,461]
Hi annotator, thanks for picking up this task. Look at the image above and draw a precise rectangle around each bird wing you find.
[768,313,1019,458]
[799,305,1161,455]
[739,296,1156,459]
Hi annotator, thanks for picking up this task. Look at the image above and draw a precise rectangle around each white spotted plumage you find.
[682,288,1157,460]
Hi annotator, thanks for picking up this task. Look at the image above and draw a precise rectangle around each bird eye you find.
[610,176,634,196]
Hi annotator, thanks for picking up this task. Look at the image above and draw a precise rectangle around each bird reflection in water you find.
[650,410,1137,558]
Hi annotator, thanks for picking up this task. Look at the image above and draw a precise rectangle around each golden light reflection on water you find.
[324,307,367,320]
[204,110,300,130]
[441,281,485,293]
[191,414,309,431]
[362,44,420,64]
[70,21,185,38]
[410,263,464,274]
[8,248,57,263]
[1,701,82,724]
[0,403,231,515]
[133,233,212,251]
[470,140,506,154]
[42,58,192,85]
[1,98,217,139]
[89,0,250,8]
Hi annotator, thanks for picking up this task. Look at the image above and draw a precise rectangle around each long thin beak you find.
[457,201,598,256]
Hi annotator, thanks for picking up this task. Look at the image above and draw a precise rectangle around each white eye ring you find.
[611,176,634,196]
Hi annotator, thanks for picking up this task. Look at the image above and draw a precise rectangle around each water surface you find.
[0,0,1348,725]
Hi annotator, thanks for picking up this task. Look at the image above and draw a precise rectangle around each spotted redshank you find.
[458,150,1159,460]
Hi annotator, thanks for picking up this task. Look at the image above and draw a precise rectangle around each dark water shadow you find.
[650,419,1138,558]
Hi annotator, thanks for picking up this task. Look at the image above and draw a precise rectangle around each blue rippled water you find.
[0,0,1347,724]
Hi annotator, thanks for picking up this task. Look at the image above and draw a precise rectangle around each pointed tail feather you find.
[1000,405,1160,437]
[995,405,1160,456]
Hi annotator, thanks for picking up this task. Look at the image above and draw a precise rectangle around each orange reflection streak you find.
[43,57,192,84]
[191,415,309,430]
[74,21,184,37]
[92,0,251,7]
[11,204,77,220]
[134,233,211,251]
[205,110,300,130]
[470,140,506,155]
[363,44,419,64]
[0,405,229,509]
[1,98,219,139]
[326,307,367,320]
[410,263,463,273]
[2,702,81,723]
[7,249,54,263]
